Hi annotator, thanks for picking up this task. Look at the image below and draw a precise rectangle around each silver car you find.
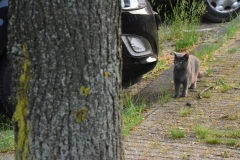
[152,0,240,22]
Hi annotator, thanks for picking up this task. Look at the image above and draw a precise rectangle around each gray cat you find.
[173,51,206,98]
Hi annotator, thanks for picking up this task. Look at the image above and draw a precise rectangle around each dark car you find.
[0,0,11,117]
[0,0,159,117]
[152,0,240,23]
[121,0,159,87]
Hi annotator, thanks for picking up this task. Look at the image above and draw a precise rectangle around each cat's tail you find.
[198,71,206,78]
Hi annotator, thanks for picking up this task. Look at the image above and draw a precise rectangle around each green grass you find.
[205,78,235,94]
[155,59,169,71]
[207,128,240,139]
[0,130,14,152]
[194,125,209,139]
[169,129,186,139]
[180,108,192,117]
[221,151,232,158]
[223,138,240,146]
[169,0,205,51]
[180,152,190,159]
[194,125,240,146]
[175,26,200,52]
[158,88,171,105]
[228,48,237,54]
[122,94,145,136]
[227,129,240,138]
[219,84,233,93]
[226,15,238,38]
[193,44,216,63]
[205,137,221,144]
[157,0,206,51]
[211,129,224,138]
[0,114,14,152]
[227,115,238,121]
[200,92,211,98]
[206,66,213,76]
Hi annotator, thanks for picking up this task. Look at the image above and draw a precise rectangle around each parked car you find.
[0,0,159,117]
[152,0,240,23]
[0,0,11,118]
[121,0,159,87]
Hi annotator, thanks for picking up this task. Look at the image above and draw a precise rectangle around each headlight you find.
[122,35,152,57]
[121,0,146,10]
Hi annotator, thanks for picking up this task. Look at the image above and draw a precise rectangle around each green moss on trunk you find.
[13,44,31,160]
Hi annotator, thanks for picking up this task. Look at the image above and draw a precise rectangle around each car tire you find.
[0,48,14,118]
[203,0,240,23]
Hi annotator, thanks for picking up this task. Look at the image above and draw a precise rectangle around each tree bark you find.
[8,0,123,159]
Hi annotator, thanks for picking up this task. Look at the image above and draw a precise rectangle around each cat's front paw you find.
[173,94,179,98]
[189,83,196,89]
[180,93,187,97]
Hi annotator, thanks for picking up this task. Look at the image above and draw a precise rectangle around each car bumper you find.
[121,1,159,86]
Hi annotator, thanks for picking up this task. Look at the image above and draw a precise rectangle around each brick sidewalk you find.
[124,32,240,159]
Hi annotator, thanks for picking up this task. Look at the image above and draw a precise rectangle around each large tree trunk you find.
[8,0,123,159]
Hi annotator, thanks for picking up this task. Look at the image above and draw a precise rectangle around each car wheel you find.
[0,48,14,118]
[203,0,240,22]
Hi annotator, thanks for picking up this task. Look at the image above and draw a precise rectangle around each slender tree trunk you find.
[8,0,123,159]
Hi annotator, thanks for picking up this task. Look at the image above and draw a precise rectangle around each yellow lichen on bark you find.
[13,44,31,160]
[80,86,90,97]
[74,107,88,123]
[104,71,109,78]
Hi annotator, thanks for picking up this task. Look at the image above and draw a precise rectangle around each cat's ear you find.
[183,54,189,59]
[173,51,178,57]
